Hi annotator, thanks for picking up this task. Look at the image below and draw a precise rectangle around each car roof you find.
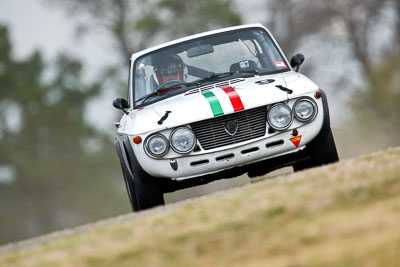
[130,23,268,61]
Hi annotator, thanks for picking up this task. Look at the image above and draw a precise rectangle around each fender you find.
[114,136,134,180]
[318,89,332,137]
[302,88,338,161]
[115,135,151,179]
[122,135,149,175]
[115,136,141,210]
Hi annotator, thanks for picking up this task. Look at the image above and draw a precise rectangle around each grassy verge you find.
[2,147,400,267]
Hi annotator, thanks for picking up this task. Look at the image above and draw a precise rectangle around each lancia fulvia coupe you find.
[113,23,339,211]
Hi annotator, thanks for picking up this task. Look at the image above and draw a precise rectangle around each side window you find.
[134,60,156,101]
[255,32,288,70]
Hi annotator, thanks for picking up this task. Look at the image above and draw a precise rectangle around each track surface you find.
[0,170,290,255]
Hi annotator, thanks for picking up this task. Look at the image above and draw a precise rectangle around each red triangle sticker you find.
[290,135,302,148]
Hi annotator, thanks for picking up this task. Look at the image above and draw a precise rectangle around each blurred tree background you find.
[0,25,128,243]
[261,0,400,155]
[0,0,399,244]
[47,0,241,64]
[0,0,241,245]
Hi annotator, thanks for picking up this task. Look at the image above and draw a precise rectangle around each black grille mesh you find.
[190,105,268,150]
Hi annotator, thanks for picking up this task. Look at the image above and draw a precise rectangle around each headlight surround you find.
[145,134,169,157]
[170,127,196,154]
[293,98,317,122]
[267,103,293,130]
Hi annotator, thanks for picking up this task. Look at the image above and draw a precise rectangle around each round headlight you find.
[293,98,317,122]
[267,103,293,130]
[146,134,169,157]
[170,127,196,153]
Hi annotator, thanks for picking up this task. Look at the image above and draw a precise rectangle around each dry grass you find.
[1,147,400,267]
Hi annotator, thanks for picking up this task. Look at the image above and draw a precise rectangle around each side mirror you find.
[290,53,305,72]
[113,98,129,114]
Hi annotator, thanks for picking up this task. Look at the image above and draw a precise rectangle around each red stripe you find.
[221,86,244,112]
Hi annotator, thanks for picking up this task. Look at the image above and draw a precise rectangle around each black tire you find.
[115,137,165,212]
[293,127,339,171]
[120,162,137,210]
[122,167,165,211]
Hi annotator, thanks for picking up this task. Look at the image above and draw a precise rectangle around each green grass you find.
[2,147,400,267]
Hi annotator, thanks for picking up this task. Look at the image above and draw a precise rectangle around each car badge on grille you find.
[224,120,239,136]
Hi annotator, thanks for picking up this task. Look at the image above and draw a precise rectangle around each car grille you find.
[190,105,268,150]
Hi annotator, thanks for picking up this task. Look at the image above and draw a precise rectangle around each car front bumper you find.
[130,106,324,180]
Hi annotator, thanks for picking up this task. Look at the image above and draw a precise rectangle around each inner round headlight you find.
[293,98,317,122]
[170,127,196,153]
[146,134,169,157]
[267,103,293,130]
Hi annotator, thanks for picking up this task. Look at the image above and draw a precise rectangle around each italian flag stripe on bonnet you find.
[202,91,224,117]
[221,86,244,112]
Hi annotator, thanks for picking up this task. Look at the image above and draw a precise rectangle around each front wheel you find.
[115,137,165,212]
[293,127,339,171]
[122,167,165,211]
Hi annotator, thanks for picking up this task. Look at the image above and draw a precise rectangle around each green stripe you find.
[202,91,224,117]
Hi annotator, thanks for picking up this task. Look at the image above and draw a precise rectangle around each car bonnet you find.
[120,73,319,135]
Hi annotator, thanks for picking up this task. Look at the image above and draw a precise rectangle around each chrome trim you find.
[267,103,293,131]
[293,97,318,122]
[169,127,197,154]
[144,134,169,157]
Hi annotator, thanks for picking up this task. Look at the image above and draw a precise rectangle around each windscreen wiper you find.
[189,69,272,87]
[135,87,172,105]
[137,69,274,105]
[235,69,271,76]
[135,90,159,105]
[191,71,235,85]
[136,82,188,105]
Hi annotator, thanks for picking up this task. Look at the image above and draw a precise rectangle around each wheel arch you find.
[114,136,135,180]
[318,89,332,136]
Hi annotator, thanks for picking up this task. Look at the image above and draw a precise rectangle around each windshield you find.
[133,28,289,105]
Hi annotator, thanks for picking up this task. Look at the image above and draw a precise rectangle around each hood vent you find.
[184,78,245,96]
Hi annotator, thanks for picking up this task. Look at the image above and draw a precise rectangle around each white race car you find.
[113,23,339,211]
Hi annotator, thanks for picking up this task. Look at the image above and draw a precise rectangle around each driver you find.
[153,55,186,86]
